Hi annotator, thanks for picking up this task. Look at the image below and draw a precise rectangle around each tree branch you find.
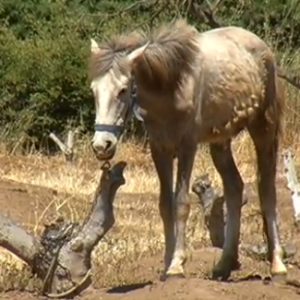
[49,130,78,163]
[185,0,223,28]
[192,173,248,248]
[191,173,225,248]
[0,161,127,298]
[73,161,126,255]
[0,213,41,268]
[282,149,300,224]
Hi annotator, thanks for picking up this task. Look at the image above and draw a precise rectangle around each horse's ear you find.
[90,38,101,54]
[127,42,150,64]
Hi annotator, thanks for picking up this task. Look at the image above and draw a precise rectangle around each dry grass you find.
[2,130,299,195]
[0,132,260,196]
[0,128,300,290]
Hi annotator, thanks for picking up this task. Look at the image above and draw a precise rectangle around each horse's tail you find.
[262,56,286,140]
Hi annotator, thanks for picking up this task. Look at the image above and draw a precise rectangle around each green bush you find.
[0,0,300,152]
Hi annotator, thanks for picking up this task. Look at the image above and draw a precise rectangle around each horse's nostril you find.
[105,141,112,152]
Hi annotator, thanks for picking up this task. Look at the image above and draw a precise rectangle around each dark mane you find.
[134,19,200,91]
[88,32,144,81]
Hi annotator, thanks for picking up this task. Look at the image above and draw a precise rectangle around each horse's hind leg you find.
[209,140,243,280]
[248,116,287,278]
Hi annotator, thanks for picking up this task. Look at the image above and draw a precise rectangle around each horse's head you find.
[89,38,147,160]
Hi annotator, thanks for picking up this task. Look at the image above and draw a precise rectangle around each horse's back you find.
[200,26,272,55]
[196,26,271,112]
[194,27,279,142]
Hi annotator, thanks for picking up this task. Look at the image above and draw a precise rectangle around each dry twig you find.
[49,130,79,163]
[282,148,300,225]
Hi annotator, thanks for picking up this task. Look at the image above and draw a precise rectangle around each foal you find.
[88,19,289,281]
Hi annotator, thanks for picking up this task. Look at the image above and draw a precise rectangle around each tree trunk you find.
[0,212,41,267]
[0,161,126,298]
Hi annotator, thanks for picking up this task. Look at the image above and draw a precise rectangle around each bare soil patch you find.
[0,154,300,300]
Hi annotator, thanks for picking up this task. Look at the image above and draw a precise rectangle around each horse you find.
[88,19,300,281]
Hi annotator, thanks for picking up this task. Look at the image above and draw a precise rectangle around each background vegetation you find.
[0,0,300,153]
[1,2,300,297]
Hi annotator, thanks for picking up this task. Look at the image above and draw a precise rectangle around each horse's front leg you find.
[209,140,243,280]
[149,141,175,277]
[166,140,197,278]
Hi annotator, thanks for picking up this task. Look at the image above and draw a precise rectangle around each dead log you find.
[191,173,248,248]
[0,161,126,298]
[192,171,298,261]
[0,213,41,268]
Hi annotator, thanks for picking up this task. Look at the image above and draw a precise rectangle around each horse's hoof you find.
[211,258,239,281]
[212,267,231,281]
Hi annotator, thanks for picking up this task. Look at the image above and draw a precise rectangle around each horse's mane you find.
[134,19,200,91]
[89,19,200,93]
[88,31,144,81]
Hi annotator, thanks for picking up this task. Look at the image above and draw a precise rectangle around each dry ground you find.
[0,132,300,299]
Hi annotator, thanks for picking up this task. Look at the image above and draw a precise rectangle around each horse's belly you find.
[195,87,262,143]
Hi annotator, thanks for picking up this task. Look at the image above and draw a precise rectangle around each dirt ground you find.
[0,157,300,300]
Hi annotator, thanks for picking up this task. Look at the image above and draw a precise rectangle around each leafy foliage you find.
[0,0,300,152]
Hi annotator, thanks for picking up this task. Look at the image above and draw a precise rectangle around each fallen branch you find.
[49,130,78,162]
[192,172,298,261]
[282,148,300,225]
[192,173,248,248]
[192,174,225,248]
[0,213,41,268]
[0,161,127,298]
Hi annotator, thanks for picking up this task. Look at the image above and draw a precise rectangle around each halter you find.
[94,79,142,137]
